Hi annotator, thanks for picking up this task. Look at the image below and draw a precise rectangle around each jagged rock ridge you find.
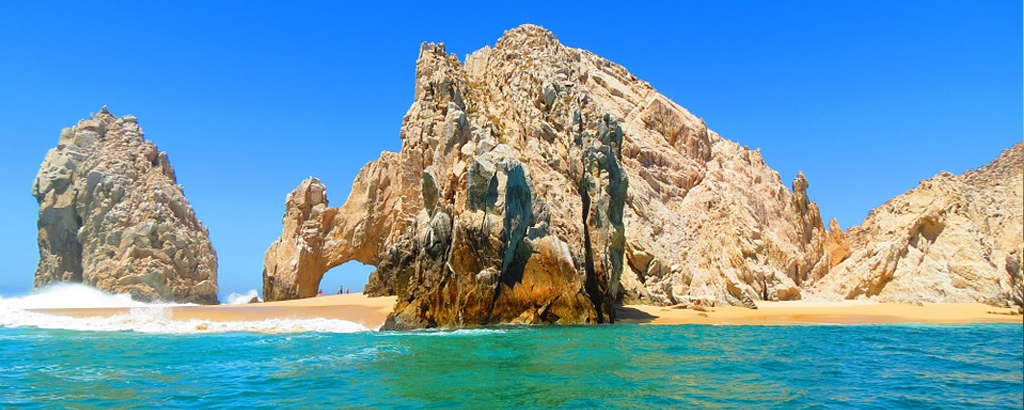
[813,142,1023,306]
[33,107,218,304]
[263,24,833,328]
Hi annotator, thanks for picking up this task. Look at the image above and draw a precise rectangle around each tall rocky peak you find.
[33,107,218,304]
[263,24,831,328]
[814,142,1023,307]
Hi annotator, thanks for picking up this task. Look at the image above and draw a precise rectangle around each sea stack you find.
[263,24,837,328]
[33,107,218,304]
[814,142,1024,306]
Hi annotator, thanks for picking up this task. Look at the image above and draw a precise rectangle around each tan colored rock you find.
[824,218,852,268]
[33,107,218,304]
[262,177,334,300]
[262,25,832,327]
[812,143,1024,306]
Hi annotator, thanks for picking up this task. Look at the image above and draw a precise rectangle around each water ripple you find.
[0,324,1020,409]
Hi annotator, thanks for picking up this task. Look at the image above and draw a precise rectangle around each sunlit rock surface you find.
[34,108,218,304]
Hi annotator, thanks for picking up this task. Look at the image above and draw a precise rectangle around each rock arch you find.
[262,161,408,301]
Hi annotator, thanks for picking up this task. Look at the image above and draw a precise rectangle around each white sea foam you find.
[0,284,370,334]
[0,283,187,309]
[225,289,260,305]
[390,327,516,337]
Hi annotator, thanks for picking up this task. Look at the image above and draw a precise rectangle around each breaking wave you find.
[0,282,184,310]
[0,284,370,334]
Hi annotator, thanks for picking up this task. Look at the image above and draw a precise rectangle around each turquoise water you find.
[1,324,1021,409]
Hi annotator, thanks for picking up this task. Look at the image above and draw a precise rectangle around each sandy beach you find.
[30,293,1022,328]
[32,293,398,329]
[617,301,1024,325]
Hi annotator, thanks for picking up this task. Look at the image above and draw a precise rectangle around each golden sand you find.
[617,301,1023,325]
[32,293,398,329]
[32,294,1022,328]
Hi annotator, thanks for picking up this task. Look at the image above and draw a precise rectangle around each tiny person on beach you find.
[317,289,323,297]
[338,286,344,295]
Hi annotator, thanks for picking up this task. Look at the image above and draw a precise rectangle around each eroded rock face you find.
[33,108,218,304]
[262,177,335,301]
[263,25,833,327]
[813,143,1024,306]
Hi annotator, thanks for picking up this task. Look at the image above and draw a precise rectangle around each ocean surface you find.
[1,287,1022,409]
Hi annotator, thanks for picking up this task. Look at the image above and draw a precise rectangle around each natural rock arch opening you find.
[262,177,394,301]
[317,261,375,295]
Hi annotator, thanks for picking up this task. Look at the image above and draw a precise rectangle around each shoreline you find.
[29,294,1023,329]
[618,301,1023,325]
[31,293,398,330]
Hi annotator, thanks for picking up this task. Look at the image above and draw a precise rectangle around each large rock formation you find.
[33,107,218,304]
[263,25,833,328]
[812,143,1024,306]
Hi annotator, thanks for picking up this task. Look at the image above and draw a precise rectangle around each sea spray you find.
[0,284,370,334]
[0,283,176,309]
[225,289,260,305]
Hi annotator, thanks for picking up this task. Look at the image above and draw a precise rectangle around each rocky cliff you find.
[33,107,218,304]
[813,143,1023,307]
[263,25,833,328]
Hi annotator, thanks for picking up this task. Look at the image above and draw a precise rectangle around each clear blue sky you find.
[1,1,1020,299]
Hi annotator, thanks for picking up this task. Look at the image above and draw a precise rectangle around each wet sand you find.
[617,301,1024,325]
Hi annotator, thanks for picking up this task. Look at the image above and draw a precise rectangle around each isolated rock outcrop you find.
[33,107,218,304]
[813,142,1024,306]
[264,25,833,328]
